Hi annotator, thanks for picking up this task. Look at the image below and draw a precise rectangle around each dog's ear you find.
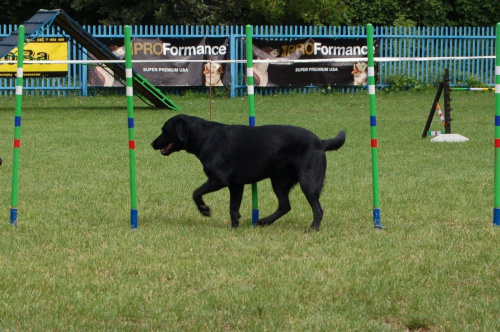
[174,117,189,142]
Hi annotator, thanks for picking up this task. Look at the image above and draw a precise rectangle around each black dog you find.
[151,114,346,230]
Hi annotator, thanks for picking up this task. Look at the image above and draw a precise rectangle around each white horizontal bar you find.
[0,55,494,66]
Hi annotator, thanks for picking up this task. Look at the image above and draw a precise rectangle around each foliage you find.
[384,74,432,92]
[450,0,500,27]
[0,0,499,27]
[392,14,417,28]
[343,0,452,26]
[246,0,347,26]
[455,74,489,88]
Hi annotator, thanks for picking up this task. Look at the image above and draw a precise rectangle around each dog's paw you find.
[307,225,320,232]
[256,219,271,227]
[198,205,211,217]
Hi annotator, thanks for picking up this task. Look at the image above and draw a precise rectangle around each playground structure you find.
[0,9,179,110]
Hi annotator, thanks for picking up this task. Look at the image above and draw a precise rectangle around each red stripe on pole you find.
[371,139,378,148]
[129,140,135,149]
[495,139,500,148]
[13,139,20,148]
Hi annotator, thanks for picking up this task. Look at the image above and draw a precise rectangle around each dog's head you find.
[151,115,191,156]
[203,62,222,76]
[352,61,367,74]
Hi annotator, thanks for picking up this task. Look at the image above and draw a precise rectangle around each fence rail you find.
[0,24,496,97]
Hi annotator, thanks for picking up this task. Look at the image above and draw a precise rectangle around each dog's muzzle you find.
[160,143,174,156]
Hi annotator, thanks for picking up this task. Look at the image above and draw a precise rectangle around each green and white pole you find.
[124,26,138,229]
[10,25,25,226]
[245,25,259,225]
[367,24,383,229]
[493,23,500,226]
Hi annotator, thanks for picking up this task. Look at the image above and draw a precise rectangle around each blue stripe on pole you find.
[496,116,500,126]
[252,209,259,226]
[14,116,21,127]
[249,116,256,127]
[10,208,17,225]
[128,118,134,129]
[370,116,377,127]
[373,208,383,229]
[494,208,500,226]
[131,209,138,229]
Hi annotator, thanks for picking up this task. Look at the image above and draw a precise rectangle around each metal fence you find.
[0,24,496,97]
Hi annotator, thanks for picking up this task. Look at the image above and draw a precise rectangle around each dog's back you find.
[200,124,343,185]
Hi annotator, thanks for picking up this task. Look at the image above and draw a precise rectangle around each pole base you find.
[373,208,384,229]
[131,209,138,229]
[252,209,259,226]
[431,134,469,143]
[494,208,500,226]
[10,208,18,226]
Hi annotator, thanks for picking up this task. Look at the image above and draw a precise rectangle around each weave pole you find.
[245,25,259,225]
[10,25,25,226]
[124,26,138,229]
[494,23,500,226]
[367,24,383,229]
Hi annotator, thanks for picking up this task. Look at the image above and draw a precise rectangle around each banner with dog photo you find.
[251,38,379,87]
[88,37,230,87]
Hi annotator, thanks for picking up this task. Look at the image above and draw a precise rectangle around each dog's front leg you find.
[192,178,225,217]
[229,185,244,228]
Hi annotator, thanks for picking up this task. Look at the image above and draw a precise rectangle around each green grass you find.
[0,90,498,330]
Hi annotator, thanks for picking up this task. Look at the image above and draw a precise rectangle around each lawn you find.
[0,90,499,330]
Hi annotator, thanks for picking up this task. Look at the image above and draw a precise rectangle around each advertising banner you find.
[88,37,231,87]
[251,38,379,87]
[0,37,68,77]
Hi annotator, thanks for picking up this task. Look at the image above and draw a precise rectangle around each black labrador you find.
[151,114,346,230]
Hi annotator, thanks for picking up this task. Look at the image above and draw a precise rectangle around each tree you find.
[0,0,52,25]
[343,0,452,26]
[246,0,347,26]
[0,0,498,27]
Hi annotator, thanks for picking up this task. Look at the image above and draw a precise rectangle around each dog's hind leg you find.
[256,174,296,227]
[193,178,225,217]
[298,156,326,231]
[301,185,324,231]
[229,184,244,228]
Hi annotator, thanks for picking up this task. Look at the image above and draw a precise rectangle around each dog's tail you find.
[322,130,346,151]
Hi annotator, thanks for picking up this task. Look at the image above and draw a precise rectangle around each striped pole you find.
[124,26,138,229]
[436,104,446,126]
[451,87,495,91]
[367,24,383,229]
[245,25,259,225]
[10,25,25,226]
[427,131,444,137]
[494,23,500,226]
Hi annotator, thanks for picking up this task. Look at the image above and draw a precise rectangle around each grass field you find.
[0,90,499,330]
